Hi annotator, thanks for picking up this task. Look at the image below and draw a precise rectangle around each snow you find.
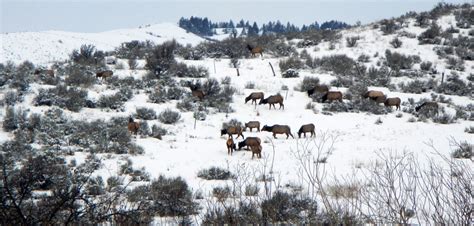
[1,23,205,65]
[0,12,473,224]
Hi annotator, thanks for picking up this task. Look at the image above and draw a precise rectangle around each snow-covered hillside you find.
[1,23,204,64]
[1,5,473,225]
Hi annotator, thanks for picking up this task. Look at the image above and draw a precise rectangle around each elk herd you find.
[224,86,438,159]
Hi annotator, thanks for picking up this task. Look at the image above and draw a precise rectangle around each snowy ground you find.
[1,15,473,222]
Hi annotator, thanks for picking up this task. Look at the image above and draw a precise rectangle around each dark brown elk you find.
[245,92,264,106]
[250,145,262,159]
[298,123,315,138]
[321,91,343,103]
[96,70,113,81]
[307,85,329,96]
[226,136,236,155]
[238,137,262,150]
[363,90,385,103]
[128,117,140,136]
[384,97,401,110]
[259,94,284,110]
[188,83,205,101]
[34,69,55,77]
[244,121,260,132]
[191,90,205,101]
[221,126,244,139]
[262,125,294,139]
[247,44,263,57]
[415,101,439,115]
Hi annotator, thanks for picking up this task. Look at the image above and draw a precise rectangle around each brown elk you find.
[34,69,55,77]
[247,44,263,57]
[250,145,262,159]
[188,83,205,101]
[96,70,113,81]
[307,85,329,96]
[221,126,244,139]
[363,90,385,103]
[244,121,260,132]
[298,123,315,138]
[321,91,343,103]
[238,137,262,150]
[415,101,439,115]
[226,136,236,155]
[259,94,284,110]
[262,125,294,139]
[384,97,401,110]
[128,117,140,136]
[245,92,264,106]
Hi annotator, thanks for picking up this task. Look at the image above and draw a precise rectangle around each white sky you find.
[1,0,471,33]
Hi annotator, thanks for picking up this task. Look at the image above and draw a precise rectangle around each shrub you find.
[158,108,181,124]
[432,112,456,124]
[385,50,414,70]
[34,85,88,112]
[314,54,356,76]
[399,80,431,94]
[97,93,125,111]
[65,65,96,88]
[465,126,474,134]
[197,166,234,180]
[279,57,304,72]
[151,124,167,139]
[380,19,399,34]
[176,97,198,112]
[357,54,371,63]
[136,107,157,120]
[420,61,432,71]
[222,119,243,129]
[346,36,360,47]
[445,56,465,71]
[299,76,320,92]
[3,91,23,106]
[169,63,209,78]
[418,22,442,44]
[282,69,299,78]
[390,37,403,48]
[451,142,472,159]
[261,191,314,223]
[70,44,105,66]
[436,74,471,96]
[245,81,255,89]
[145,40,177,76]
[212,186,232,201]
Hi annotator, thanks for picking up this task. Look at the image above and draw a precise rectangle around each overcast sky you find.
[1,0,471,33]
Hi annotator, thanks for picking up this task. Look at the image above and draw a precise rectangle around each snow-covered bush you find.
[465,126,474,134]
[299,76,321,92]
[380,19,400,35]
[322,101,350,113]
[116,40,153,59]
[136,107,157,120]
[2,90,23,106]
[70,44,105,66]
[420,61,432,71]
[357,54,371,63]
[222,119,243,129]
[418,22,442,45]
[176,97,198,112]
[399,80,432,94]
[245,81,255,89]
[166,86,186,100]
[158,108,181,124]
[365,66,391,87]
[151,124,167,139]
[65,65,96,88]
[314,54,356,76]
[128,175,199,218]
[145,40,177,75]
[197,166,234,180]
[279,56,304,72]
[384,50,415,70]
[137,120,151,137]
[261,191,316,223]
[282,69,299,78]
[98,93,125,111]
[35,85,88,112]
[2,107,27,132]
[436,74,471,96]
[432,112,456,124]
[454,6,473,28]
[346,36,360,47]
[169,62,209,78]
[451,141,472,159]
[390,37,403,48]
[445,56,465,71]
